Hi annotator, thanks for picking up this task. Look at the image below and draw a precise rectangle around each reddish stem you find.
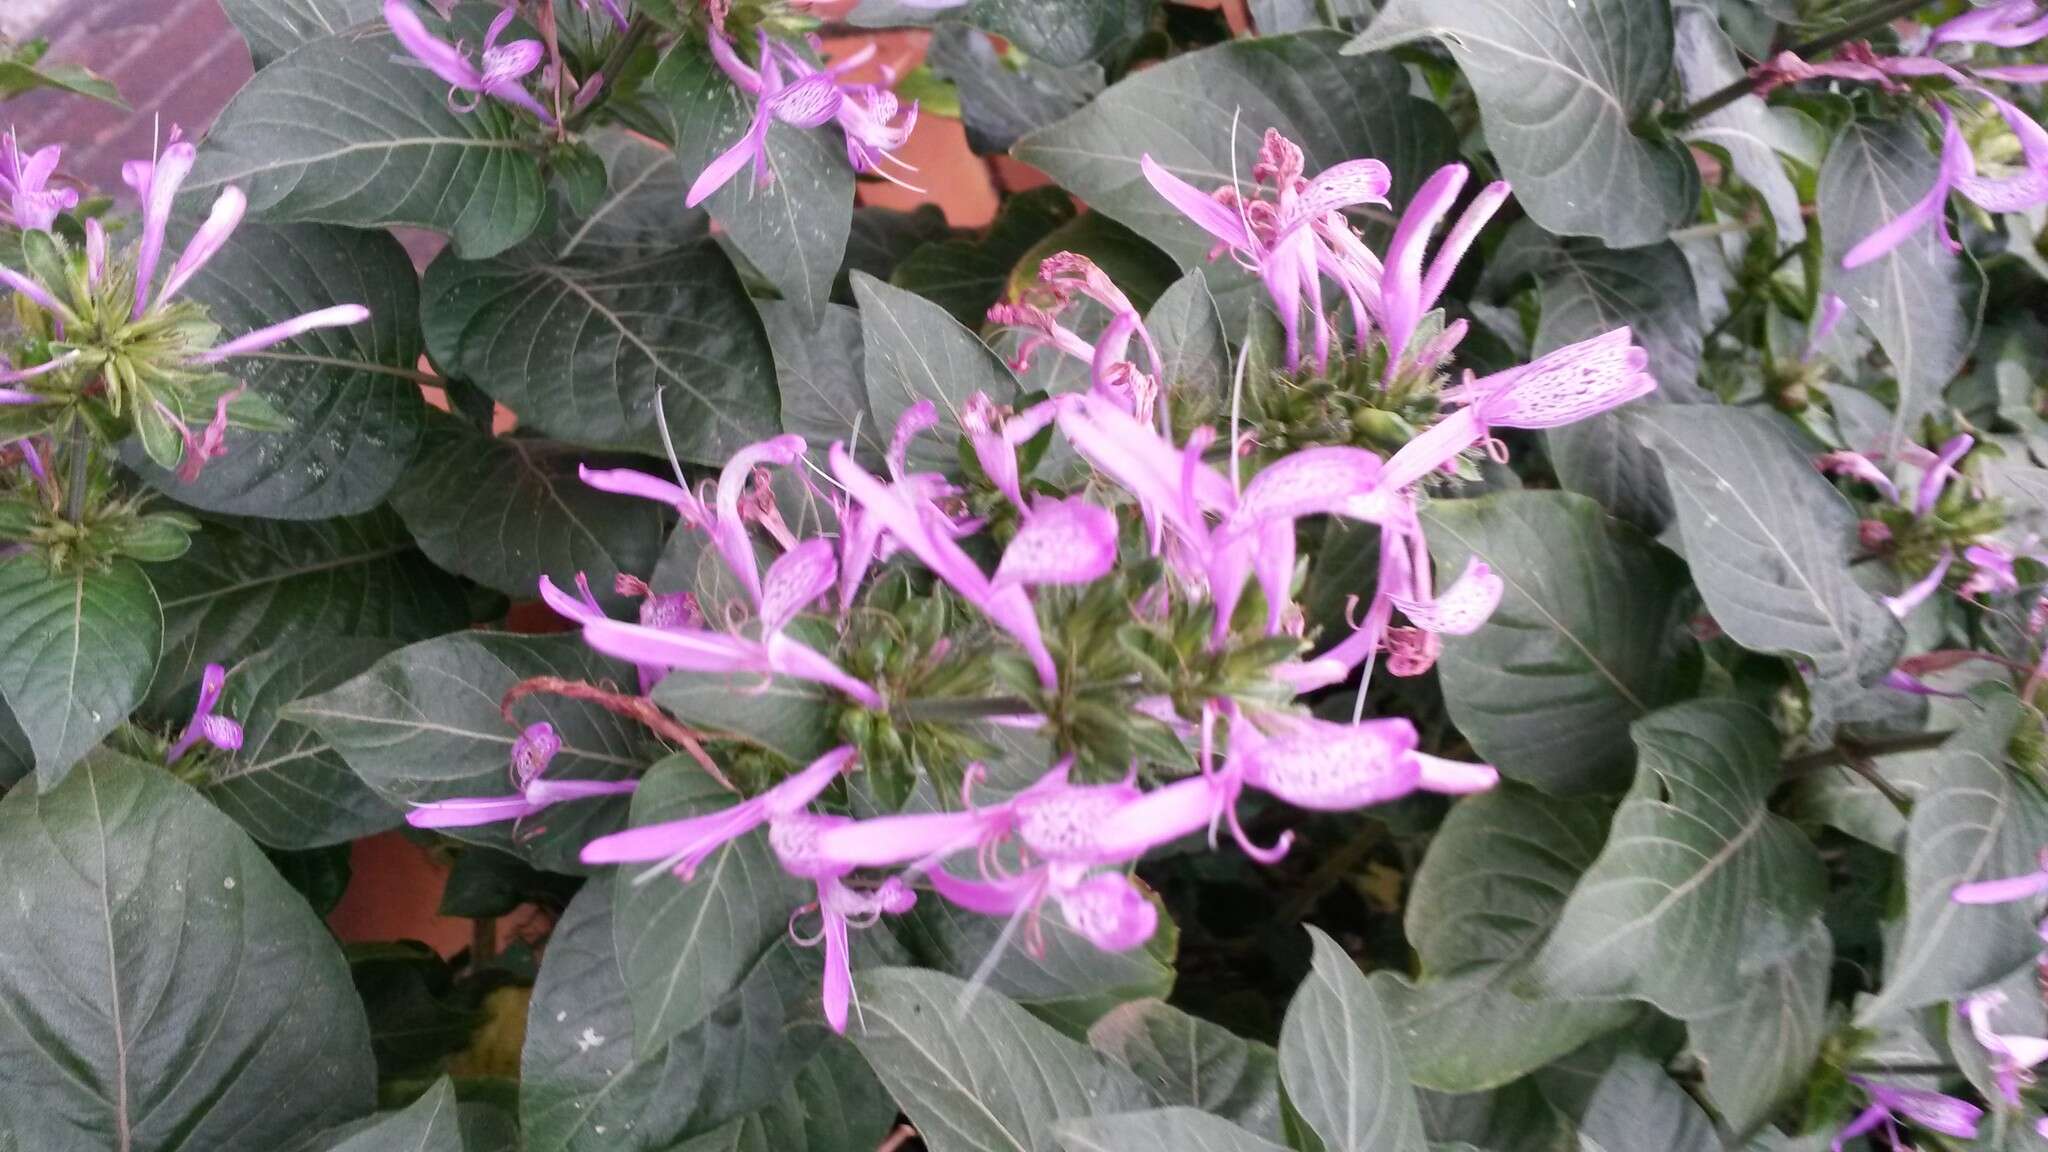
[502,676,736,793]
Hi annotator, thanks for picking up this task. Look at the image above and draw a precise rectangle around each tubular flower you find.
[1961,992,2048,1106]
[166,663,244,765]
[582,745,856,877]
[385,0,553,124]
[1832,1078,1982,1151]
[404,722,637,829]
[0,130,77,233]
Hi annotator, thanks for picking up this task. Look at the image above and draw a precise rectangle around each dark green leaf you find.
[439,845,579,917]
[1146,270,1230,418]
[928,26,1103,155]
[761,301,883,462]
[1818,118,1986,458]
[1348,0,1697,247]
[1673,5,1809,245]
[391,421,670,608]
[1056,1108,1291,1152]
[0,557,161,789]
[1280,927,1428,1152]
[129,221,426,517]
[644,39,854,324]
[186,5,547,258]
[1529,701,1828,1020]
[847,967,1157,1152]
[842,205,954,294]
[891,186,1078,327]
[286,632,656,871]
[0,42,126,106]
[1018,32,1457,329]
[218,0,382,69]
[147,510,471,712]
[852,271,1020,471]
[0,752,374,1148]
[1859,695,2048,1021]
[312,1077,464,1152]
[538,129,707,260]
[651,667,837,765]
[611,758,808,1053]
[683,1043,900,1152]
[522,884,828,1152]
[1422,492,1696,794]
[850,0,1149,66]
[1373,784,1636,1092]
[1088,999,1283,1141]
[201,638,403,849]
[1687,920,1831,1133]
[1633,406,1904,734]
[1573,1053,1716,1152]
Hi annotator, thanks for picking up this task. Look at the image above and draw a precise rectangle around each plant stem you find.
[892,694,1041,724]
[566,15,652,133]
[1845,1060,1961,1075]
[1673,0,1933,124]
[62,416,89,524]
[1781,729,1953,776]
[501,675,734,792]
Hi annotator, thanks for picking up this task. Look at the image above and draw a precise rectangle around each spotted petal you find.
[1241,716,1421,811]
[995,497,1117,587]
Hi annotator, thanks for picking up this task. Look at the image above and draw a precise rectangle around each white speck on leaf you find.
[575,1027,607,1052]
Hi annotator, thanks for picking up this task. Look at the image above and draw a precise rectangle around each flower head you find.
[166,663,243,764]
[1833,1078,1982,1151]
[385,0,552,125]
[0,130,76,233]
[404,721,638,829]
[1961,991,2048,1106]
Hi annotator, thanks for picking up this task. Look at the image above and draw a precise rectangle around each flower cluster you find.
[1754,0,2048,266]
[406,130,1662,1032]
[0,129,369,485]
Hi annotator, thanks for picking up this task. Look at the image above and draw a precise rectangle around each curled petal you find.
[1140,154,1254,251]
[1417,181,1511,322]
[385,0,483,90]
[1409,752,1499,795]
[510,721,560,789]
[1952,868,2048,904]
[131,140,198,319]
[580,464,709,524]
[1379,164,1468,372]
[159,187,247,307]
[1392,557,1502,635]
[928,867,1040,917]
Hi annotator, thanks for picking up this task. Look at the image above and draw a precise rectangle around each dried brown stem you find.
[502,676,736,793]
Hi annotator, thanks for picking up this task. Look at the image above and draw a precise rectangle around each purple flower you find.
[1929,1,2048,50]
[1953,849,2048,906]
[385,1,552,125]
[1053,392,1236,557]
[1375,164,1510,383]
[961,393,1058,514]
[166,663,244,764]
[1833,1078,1982,1150]
[405,722,637,829]
[988,254,1166,425]
[571,0,630,33]
[1962,992,2048,1107]
[0,131,76,233]
[581,745,856,876]
[770,812,917,1033]
[614,574,706,693]
[1817,450,1901,504]
[1882,551,1952,619]
[1140,130,1393,372]
[189,305,372,365]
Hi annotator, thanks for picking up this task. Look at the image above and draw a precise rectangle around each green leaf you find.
[1672,5,1808,245]
[762,301,883,462]
[1858,694,2048,1022]
[846,967,1157,1152]
[1528,701,1828,1020]
[1088,999,1283,1141]
[0,702,31,790]
[286,632,656,871]
[312,1077,464,1152]
[1146,270,1230,419]
[0,42,126,107]
[390,421,670,608]
[0,752,374,1148]
[186,5,546,258]
[644,38,854,325]
[1481,225,1702,530]
[522,885,827,1152]
[1017,32,1457,329]
[843,205,954,293]
[1818,118,1986,458]
[852,271,1020,472]
[1347,0,1697,247]
[128,221,429,518]
[652,666,836,764]
[146,510,471,713]
[1280,927,1428,1152]
[611,758,809,1053]
[539,129,707,261]
[201,638,402,849]
[899,881,1176,1036]
[1056,1108,1292,1152]
[890,186,1078,327]
[0,557,161,790]
[1573,1053,1716,1152]
[1372,783,1636,1092]
[682,1044,900,1152]
[927,26,1104,156]
[217,0,382,69]
[850,0,1148,67]
[419,233,779,461]
[1421,492,1696,795]
[1632,406,1904,734]
[1687,920,1831,1134]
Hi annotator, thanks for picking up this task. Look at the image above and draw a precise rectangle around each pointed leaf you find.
[1673,6,1809,245]
[201,638,402,849]
[0,752,374,1149]
[762,300,882,461]
[1372,783,1636,1092]
[1347,0,1697,247]
[1422,492,1696,795]
[1819,118,1986,458]
[1280,927,1428,1152]
[928,26,1104,156]
[852,271,1020,472]
[1089,1000,1283,1141]
[1056,1108,1292,1152]
[128,221,428,519]
[1574,1053,1717,1152]
[847,967,1157,1152]
[219,0,382,69]
[1145,270,1230,417]
[1688,920,1832,1133]
[0,557,161,790]
[391,422,669,609]
[1859,694,2048,1021]
[185,5,546,258]
[1528,701,1828,1019]
[147,510,471,712]
[286,632,657,871]
[313,1077,464,1152]
[1633,406,1905,734]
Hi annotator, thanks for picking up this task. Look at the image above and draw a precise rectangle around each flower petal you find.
[1054,872,1159,951]
[1951,869,2048,904]
[194,304,370,363]
[1140,154,1253,251]
[1471,327,1657,429]
[406,794,546,828]
[759,537,838,634]
[995,497,1117,587]
[1241,716,1422,810]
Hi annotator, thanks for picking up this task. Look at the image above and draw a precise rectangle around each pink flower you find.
[385,0,552,125]
[1833,1077,1981,1150]
[771,812,916,1033]
[0,131,76,233]
[166,663,244,764]
[1961,991,2048,1106]
[581,744,856,876]
[405,721,637,829]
